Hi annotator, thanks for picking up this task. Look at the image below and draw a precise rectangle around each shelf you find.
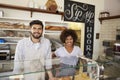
[0,17,33,21]
[0,42,17,45]
[45,30,62,33]
[0,37,23,39]
[99,15,120,24]
[0,28,30,31]
[0,3,64,17]
[0,50,10,52]
[114,52,120,56]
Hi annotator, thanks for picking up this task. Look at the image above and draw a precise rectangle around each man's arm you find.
[47,69,55,80]
[13,41,24,80]
[45,40,56,80]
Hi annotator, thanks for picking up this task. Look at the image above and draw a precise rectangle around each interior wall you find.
[0,0,105,60]
[93,0,104,60]
[104,0,120,16]
[99,19,120,57]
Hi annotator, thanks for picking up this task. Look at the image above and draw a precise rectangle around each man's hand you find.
[14,78,19,80]
[47,70,58,80]
[49,77,58,80]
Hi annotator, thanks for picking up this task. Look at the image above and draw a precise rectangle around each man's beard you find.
[31,32,42,39]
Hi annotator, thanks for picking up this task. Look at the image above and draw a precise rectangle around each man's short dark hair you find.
[29,20,44,29]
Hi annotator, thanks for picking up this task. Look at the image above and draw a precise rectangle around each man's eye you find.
[38,28,42,30]
[32,27,36,29]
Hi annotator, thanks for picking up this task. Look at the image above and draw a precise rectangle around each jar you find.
[99,12,110,18]
[0,10,4,17]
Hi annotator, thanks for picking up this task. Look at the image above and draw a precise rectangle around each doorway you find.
[67,22,85,54]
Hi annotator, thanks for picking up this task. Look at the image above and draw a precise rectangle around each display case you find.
[0,57,100,80]
[0,17,31,61]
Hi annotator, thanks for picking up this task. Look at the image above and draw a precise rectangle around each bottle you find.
[100,64,104,78]
[34,3,38,8]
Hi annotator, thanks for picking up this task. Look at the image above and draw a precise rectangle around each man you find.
[13,20,55,80]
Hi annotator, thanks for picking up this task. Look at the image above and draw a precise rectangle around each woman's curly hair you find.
[60,29,78,43]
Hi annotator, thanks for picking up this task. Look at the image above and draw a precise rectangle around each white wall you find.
[104,0,120,16]
[0,0,105,60]
[92,0,104,60]
[99,18,120,58]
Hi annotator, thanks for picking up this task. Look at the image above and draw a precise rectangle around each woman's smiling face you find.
[65,35,74,47]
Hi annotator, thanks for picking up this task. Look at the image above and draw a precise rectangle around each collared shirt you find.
[13,37,52,80]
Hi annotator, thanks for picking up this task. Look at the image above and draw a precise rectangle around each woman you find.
[54,29,83,80]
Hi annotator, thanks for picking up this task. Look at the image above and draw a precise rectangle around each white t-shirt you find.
[55,46,83,65]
